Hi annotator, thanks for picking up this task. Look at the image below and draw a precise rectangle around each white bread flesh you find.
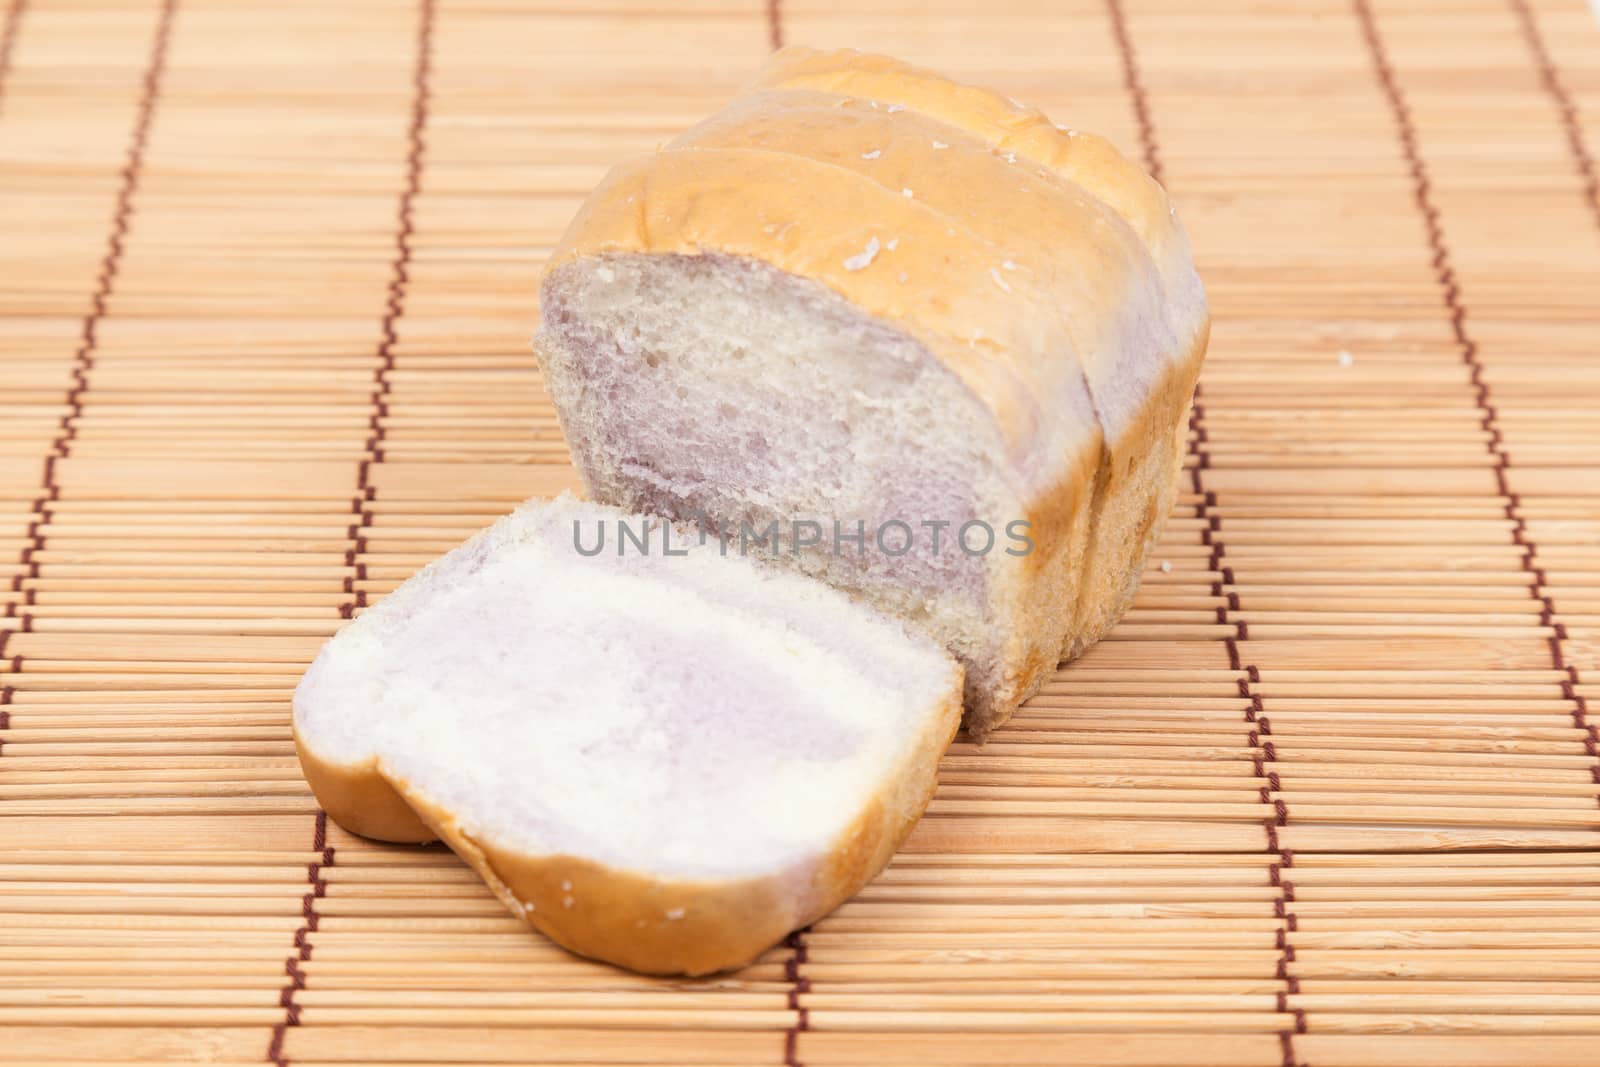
[293,495,963,975]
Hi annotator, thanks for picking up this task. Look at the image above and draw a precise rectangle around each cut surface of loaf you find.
[535,47,1209,736]
[293,495,962,975]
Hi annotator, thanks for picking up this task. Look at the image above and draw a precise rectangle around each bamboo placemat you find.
[3,0,1599,1063]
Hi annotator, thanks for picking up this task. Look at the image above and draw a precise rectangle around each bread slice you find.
[293,495,962,975]
[534,47,1209,737]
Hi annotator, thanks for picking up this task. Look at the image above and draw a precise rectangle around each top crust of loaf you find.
[543,46,1208,488]
[746,48,1186,278]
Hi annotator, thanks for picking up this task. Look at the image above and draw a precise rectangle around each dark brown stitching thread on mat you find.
[1196,395,1304,1064]
[782,927,810,1066]
[1352,0,1504,487]
[1,0,175,750]
[269,4,434,1063]
[1104,3,1304,1061]
[1103,0,1162,187]
[1351,0,1600,806]
[1504,0,1600,803]
[0,0,28,116]
[1508,0,1600,231]
[0,0,25,746]
[0,630,10,750]
[340,0,435,625]
[267,812,335,1067]
[766,0,783,51]
[17,0,178,580]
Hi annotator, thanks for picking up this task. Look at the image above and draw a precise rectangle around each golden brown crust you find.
[962,324,1206,738]
[294,679,963,976]
[745,47,1180,270]
[1070,323,1209,659]
[293,722,432,843]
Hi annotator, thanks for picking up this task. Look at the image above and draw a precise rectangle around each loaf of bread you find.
[536,47,1209,736]
[297,48,1206,976]
[294,496,962,975]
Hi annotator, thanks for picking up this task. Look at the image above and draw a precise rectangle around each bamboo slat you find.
[3,0,1600,1063]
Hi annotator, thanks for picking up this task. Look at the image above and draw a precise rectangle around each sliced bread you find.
[293,495,963,975]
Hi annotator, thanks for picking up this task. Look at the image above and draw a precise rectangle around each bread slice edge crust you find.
[293,676,960,975]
